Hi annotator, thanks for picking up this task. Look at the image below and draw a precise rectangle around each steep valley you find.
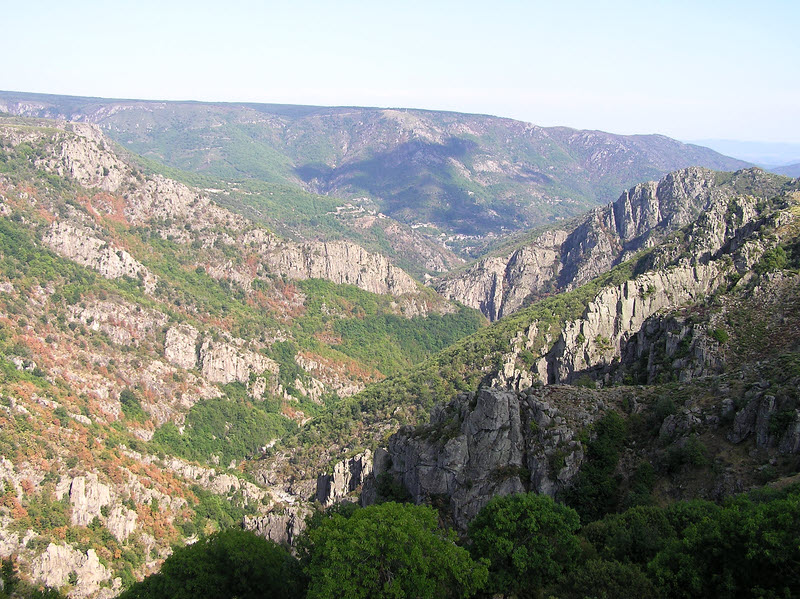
[0,108,799,598]
[0,115,484,596]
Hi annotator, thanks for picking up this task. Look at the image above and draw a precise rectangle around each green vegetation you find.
[468,493,581,597]
[289,257,640,464]
[299,502,487,599]
[119,486,800,599]
[152,392,294,466]
[117,528,300,599]
[563,412,627,523]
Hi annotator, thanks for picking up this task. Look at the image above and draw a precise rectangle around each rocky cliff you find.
[374,354,800,529]
[2,119,422,300]
[380,386,605,528]
[437,168,791,320]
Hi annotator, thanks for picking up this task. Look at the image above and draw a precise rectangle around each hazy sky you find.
[3,0,798,142]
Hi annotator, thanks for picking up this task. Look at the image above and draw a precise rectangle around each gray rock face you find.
[436,230,566,321]
[164,324,200,370]
[199,337,279,385]
[259,238,419,296]
[438,168,786,320]
[615,314,724,385]
[316,451,374,506]
[726,382,800,454]
[68,474,112,528]
[64,474,138,542]
[71,299,168,348]
[31,543,113,598]
[382,386,605,529]
[44,222,158,293]
[243,505,311,546]
[12,120,426,302]
[536,262,720,385]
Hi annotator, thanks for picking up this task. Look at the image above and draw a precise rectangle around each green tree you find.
[118,528,300,599]
[467,493,581,598]
[649,489,800,598]
[559,559,659,599]
[300,502,487,599]
[564,412,627,522]
[583,505,676,566]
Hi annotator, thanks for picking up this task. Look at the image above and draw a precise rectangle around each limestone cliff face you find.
[257,238,419,296]
[536,262,720,385]
[31,544,116,599]
[60,474,138,542]
[315,451,374,506]
[243,506,311,546]
[164,324,200,370]
[436,230,566,321]
[489,188,796,392]
[379,386,607,529]
[437,168,788,320]
[198,336,279,385]
[44,222,158,293]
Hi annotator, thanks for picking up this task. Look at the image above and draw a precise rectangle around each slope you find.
[0,115,484,596]
[263,169,800,491]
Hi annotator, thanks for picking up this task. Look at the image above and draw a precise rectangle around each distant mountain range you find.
[689,138,800,169]
[0,91,749,258]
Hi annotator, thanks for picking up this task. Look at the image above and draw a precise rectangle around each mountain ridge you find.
[436,167,792,320]
[0,91,750,261]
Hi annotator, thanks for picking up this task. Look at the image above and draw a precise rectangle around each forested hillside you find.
[0,106,798,599]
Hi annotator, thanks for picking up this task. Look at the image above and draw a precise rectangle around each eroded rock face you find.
[68,474,112,528]
[164,324,200,370]
[259,239,419,296]
[243,505,311,546]
[31,543,113,598]
[44,222,157,293]
[316,452,374,506]
[382,386,605,529]
[70,299,168,348]
[436,230,566,321]
[199,337,279,385]
[536,263,720,385]
[438,168,786,320]
[63,474,138,542]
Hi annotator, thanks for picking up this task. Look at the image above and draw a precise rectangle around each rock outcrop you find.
[59,474,138,542]
[381,386,606,529]
[316,451,374,506]
[31,543,114,598]
[3,120,428,301]
[164,324,200,370]
[436,230,567,321]
[536,262,720,385]
[243,505,311,546]
[198,336,279,385]
[258,238,419,296]
[70,299,168,348]
[44,222,158,293]
[437,168,789,320]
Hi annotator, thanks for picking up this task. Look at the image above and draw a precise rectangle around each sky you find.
[2,0,799,144]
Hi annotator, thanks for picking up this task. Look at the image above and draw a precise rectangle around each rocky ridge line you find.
[437,168,791,320]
